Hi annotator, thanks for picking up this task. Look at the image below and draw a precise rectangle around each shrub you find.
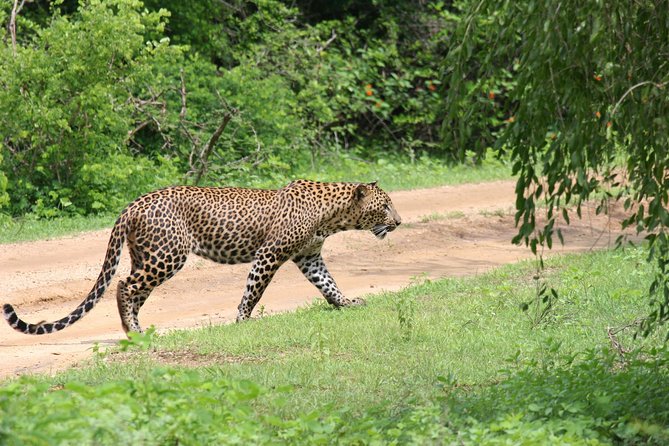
[0,0,182,216]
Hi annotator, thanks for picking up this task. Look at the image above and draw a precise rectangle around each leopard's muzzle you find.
[372,223,399,240]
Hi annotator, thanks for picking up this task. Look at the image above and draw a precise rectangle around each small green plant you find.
[90,342,111,361]
[435,371,459,397]
[521,273,559,328]
[409,272,431,286]
[309,321,330,361]
[118,326,157,352]
[396,293,417,341]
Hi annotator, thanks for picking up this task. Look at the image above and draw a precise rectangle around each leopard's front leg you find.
[293,252,365,308]
[236,247,287,322]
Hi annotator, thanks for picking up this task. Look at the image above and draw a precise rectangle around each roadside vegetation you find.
[446,0,669,334]
[0,155,509,244]
[2,247,668,444]
[0,0,459,221]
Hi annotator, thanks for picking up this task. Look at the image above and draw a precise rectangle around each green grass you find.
[289,154,511,192]
[0,214,116,244]
[0,156,510,244]
[1,247,668,444]
[478,207,513,218]
[419,210,466,223]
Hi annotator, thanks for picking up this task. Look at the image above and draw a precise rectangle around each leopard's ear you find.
[368,181,378,187]
[354,183,372,201]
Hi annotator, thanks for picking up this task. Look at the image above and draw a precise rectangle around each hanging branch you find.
[175,73,238,185]
[610,80,668,117]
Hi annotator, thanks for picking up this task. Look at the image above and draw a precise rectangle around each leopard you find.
[3,180,402,335]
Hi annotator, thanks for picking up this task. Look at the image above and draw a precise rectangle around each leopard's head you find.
[353,182,402,239]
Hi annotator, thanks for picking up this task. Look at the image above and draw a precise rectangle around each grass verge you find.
[3,248,666,444]
[0,156,510,245]
[289,155,511,191]
[0,214,116,244]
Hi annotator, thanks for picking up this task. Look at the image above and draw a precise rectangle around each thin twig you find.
[180,120,199,147]
[548,62,565,126]
[364,107,402,145]
[316,30,337,54]
[611,80,667,117]
[179,69,187,120]
[607,327,629,360]
[607,318,643,362]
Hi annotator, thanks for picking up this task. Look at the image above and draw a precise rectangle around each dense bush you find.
[0,0,455,218]
[0,0,182,216]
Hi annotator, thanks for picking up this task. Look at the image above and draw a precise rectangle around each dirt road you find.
[0,180,629,378]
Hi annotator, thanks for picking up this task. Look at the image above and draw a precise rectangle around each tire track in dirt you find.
[0,180,631,378]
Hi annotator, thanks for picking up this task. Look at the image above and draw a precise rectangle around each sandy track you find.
[0,180,629,378]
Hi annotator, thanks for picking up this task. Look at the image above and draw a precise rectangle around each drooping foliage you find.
[445,0,669,334]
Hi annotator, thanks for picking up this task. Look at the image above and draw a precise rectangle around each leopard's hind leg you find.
[116,237,189,334]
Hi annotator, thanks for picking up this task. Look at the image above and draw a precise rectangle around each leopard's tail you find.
[3,214,128,335]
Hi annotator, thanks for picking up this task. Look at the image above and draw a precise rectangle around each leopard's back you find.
[124,186,278,265]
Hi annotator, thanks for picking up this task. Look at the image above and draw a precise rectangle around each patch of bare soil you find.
[105,349,259,368]
[0,180,632,378]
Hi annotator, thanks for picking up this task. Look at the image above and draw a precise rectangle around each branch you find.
[213,0,242,12]
[363,105,401,145]
[316,30,337,54]
[611,80,667,117]
[9,0,26,56]
[179,68,187,120]
[192,112,234,185]
[459,0,485,55]
[127,119,151,141]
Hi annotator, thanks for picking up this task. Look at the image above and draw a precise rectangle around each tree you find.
[445,0,669,335]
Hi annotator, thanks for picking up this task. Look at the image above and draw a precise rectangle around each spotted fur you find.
[3,180,401,335]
